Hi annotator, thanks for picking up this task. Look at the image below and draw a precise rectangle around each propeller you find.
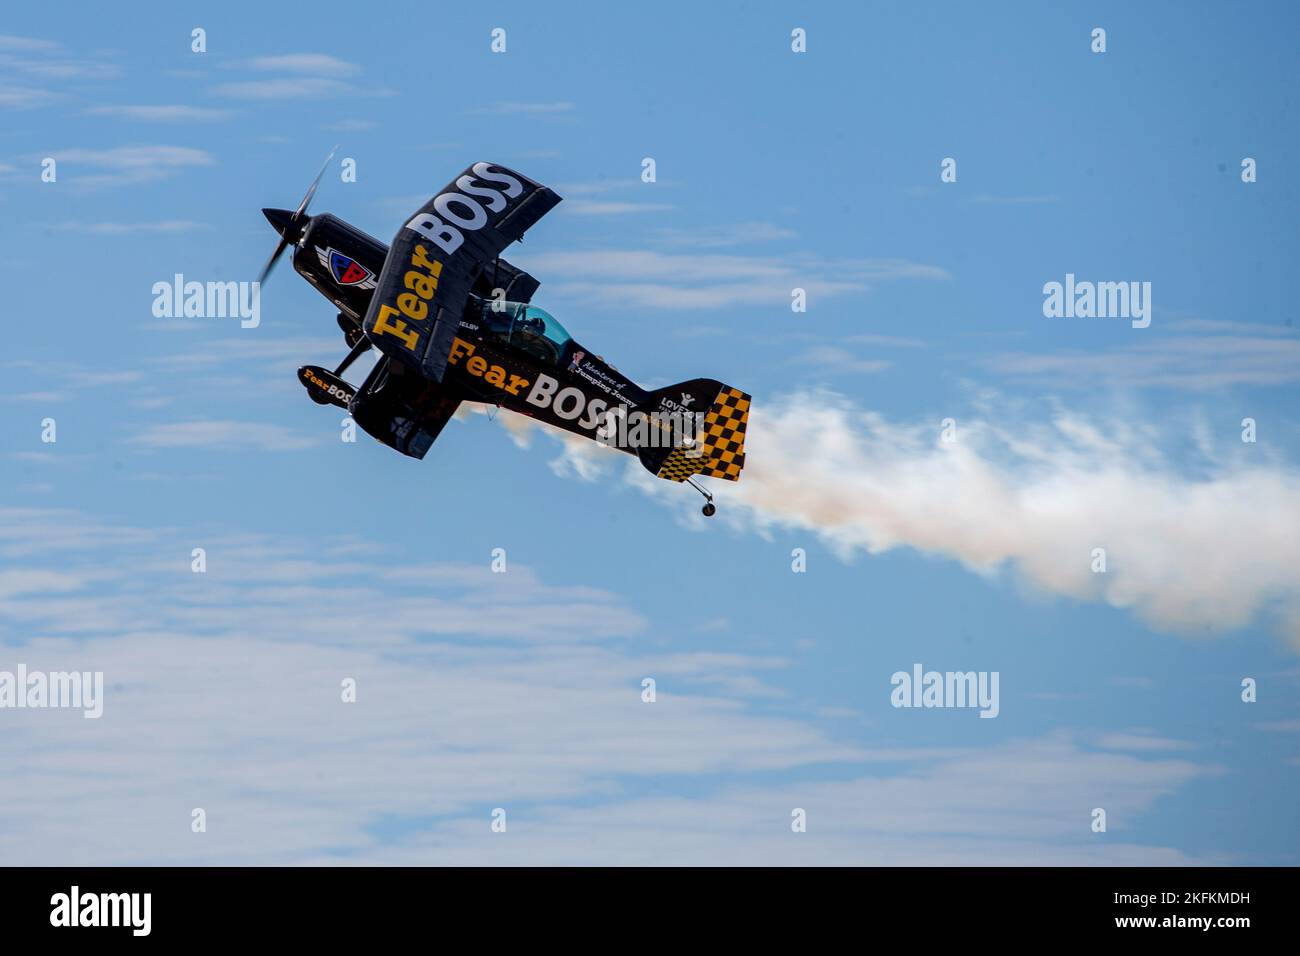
[258,146,338,285]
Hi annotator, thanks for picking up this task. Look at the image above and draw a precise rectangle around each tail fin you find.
[639,379,750,483]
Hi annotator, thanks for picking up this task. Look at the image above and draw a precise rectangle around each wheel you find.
[702,503,716,517]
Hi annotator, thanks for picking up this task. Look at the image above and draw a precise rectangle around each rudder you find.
[640,379,750,483]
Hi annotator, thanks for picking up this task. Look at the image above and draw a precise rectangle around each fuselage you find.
[284,211,664,452]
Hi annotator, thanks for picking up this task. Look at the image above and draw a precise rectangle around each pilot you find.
[512,312,556,364]
[480,299,514,340]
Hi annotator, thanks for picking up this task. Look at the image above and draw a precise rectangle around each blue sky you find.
[1,1,1298,864]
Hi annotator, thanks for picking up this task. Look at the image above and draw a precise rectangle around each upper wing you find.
[470,256,542,303]
[362,162,561,382]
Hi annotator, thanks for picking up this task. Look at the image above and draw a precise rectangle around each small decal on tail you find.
[657,386,749,482]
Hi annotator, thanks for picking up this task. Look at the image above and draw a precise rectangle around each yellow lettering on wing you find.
[371,304,419,351]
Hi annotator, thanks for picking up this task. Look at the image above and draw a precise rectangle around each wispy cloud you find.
[798,345,892,375]
[651,222,798,248]
[64,370,142,387]
[968,194,1059,205]
[244,53,359,76]
[0,35,117,108]
[147,336,340,372]
[0,34,59,52]
[43,145,215,185]
[1096,731,1197,752]
[0,56,116,81]
[986,333,1300,389]
[9,391,65,403]
[213,76,352,100]
[1254,719,1300,733]
[564,200,674,216]
[61,220,207,235]
[549,179,674,217]
[844,333,931,348]
[0,84,58,109]
[516,249,949,310]
[87,105,234,122]
[214,53,363,99]
[487,100,576,114]
[7,364,142,403]
[322,118,377,132]
[0,510,1217,865]
[130,420,320,451]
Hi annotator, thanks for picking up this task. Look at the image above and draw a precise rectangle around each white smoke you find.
[516,391,1300,649]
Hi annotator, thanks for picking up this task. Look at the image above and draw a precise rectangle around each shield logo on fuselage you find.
[316,246,377,289]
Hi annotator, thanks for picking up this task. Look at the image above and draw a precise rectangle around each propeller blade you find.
[295,145,338,219]
[258,147,337,287]
[257,235,290,285]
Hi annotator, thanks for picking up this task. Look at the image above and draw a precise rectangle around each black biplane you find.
[259,159,749,515]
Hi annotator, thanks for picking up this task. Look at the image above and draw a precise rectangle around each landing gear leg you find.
[334,335,371,377]
[686,477,716,517]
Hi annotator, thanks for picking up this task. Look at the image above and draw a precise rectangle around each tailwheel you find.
[686,477,716,517]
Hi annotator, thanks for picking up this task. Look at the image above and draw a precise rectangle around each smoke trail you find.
[519,392,1300,648]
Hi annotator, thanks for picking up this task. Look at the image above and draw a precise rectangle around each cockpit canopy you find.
[476,299,574,366]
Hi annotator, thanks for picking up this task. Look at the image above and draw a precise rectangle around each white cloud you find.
[651,222,798,248]
[0,84,58,109]
[45,145,214,185]
[65,370,142,387]
[323,119,377,132]
[987,333,1300,389]
[1254,719,1300,733]
[563,200,674,216]
[0,35,59,52]
[63,220,206,235]
[244,53,359,76]
[798,345,891,374]
[0,512,1217,865]
[0,36,118,81]
[844,333,931,348]
[0,36,117,109]
[1096,732,1196,752]
[0,507,156,558]
[968,194,1059,205]
[515,249,948,310]
[130,420,319,451]
[8,391,65,403]
[147,336,341,372]
[213,54,363,99]
[213,77,352,100]
[87,105,233,122]
[488,101,576,114]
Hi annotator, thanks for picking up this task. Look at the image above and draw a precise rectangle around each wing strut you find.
[334,336,371,377]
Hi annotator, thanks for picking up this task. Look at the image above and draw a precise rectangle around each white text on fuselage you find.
[448,339,700,452]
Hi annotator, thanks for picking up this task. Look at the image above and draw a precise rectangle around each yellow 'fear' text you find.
[448,338,530,395]
[370,244,444,351]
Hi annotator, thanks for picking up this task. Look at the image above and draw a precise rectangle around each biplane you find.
[260,159,749,515]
